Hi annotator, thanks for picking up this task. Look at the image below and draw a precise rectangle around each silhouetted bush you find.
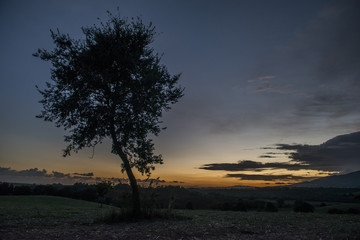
[347,208,360,214]
[233,199,247,211]
[328,208,344,214]
[293,201,314,213]
[263,202,278,212]
[255,200,267,211]
[221,202,232,211]
[79,187,97,201]
[328,207,360,214]
[186,201,193,210]
[57,185,75,198]
[97,208,133,223]
[0,182,14,195]
[95,181,113,207]
[276,198,285,208]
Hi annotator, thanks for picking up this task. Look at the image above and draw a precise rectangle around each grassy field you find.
[0,195,113,220]
[1,195,360,240]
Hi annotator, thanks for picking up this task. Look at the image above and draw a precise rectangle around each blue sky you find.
[0,0,359,186]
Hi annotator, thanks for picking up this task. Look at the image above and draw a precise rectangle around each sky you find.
[0,0,359,187]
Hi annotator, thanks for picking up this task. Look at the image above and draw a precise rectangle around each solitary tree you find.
[34,13,183,216]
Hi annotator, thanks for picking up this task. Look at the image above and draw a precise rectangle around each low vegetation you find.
[1,195,360,239]
[1,182,359,211]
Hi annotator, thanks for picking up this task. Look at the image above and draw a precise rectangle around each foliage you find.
[262,202,278,212]
[13,185,32,195]
[185,201,193,210]
[347,208,360,214]
[33,13,183,175]
[0,182,14,195]
[293,200,314,213]
[95,181,113,206]
[33,12,183,215]
[33,185,57,195]
[276,198,285,208]
[233,199,247,211]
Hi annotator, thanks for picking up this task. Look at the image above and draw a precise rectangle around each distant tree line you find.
[1,182,359,214]
[0,182,101,202]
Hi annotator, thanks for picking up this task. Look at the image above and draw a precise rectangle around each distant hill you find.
[292,170,360,188]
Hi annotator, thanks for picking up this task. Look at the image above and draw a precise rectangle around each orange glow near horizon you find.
[1,146,337,188]
[1,159,337,187]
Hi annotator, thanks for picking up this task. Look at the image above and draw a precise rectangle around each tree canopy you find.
[34,13,183,215]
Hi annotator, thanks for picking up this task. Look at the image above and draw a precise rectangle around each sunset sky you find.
[1,0,359,187]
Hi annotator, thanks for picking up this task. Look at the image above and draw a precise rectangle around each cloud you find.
[258,155,276,158]
[17,168,48,177]
[288,1,360,118]
[273,131,360,173]
[225,174,315,181]
[200,160,314,172]
[200,131,360,183]
[247,75,293,94]
[247,0,360,128]
[52,171,70,178]
[73,172,94,177]
[170,180,185,184]
[0,167,185,186]
[204,132,360,173]
[252,82,293,94]
[0,167,101,184]
[247,75,276,83]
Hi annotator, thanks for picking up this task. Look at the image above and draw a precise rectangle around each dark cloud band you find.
[200,160,313,172]
[200,131,360,183]
[273,131,360,172]
[225,173,315,181]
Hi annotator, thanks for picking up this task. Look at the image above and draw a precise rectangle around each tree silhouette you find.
[34,12,183,216]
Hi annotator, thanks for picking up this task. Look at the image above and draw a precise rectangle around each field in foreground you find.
[1,196,360,240]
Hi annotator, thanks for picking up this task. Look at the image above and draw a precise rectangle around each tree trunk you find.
[121,156,141,216]
[109,123,141,216]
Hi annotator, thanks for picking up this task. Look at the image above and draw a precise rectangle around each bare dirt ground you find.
[2,211,360,240]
